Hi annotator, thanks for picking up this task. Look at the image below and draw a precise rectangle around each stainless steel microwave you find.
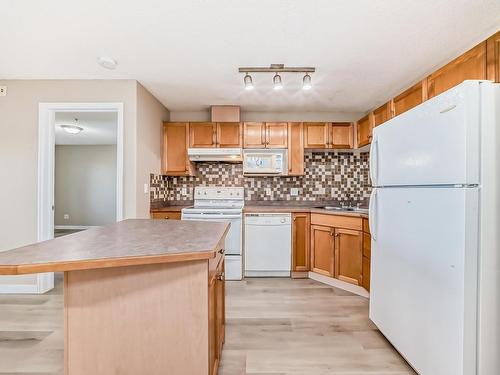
[242,149,288,175]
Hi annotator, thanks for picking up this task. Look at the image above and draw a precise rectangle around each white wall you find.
[0,79,169,289]
[55,145,117,226]
[169,110,364,122]
[135,82,170,218]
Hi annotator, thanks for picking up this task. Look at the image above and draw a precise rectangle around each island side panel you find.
[64,261,208,375]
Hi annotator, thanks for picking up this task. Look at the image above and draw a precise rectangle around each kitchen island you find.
[0,219,229,375]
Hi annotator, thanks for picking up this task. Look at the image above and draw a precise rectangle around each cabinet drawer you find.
[311,214,362,231]
[363,232,371,258]
[151,211,182,220]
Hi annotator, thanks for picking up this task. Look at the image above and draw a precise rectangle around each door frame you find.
[36,102,124,293]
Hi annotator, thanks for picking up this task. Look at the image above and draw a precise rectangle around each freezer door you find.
[369,187,479,375]
[370,80,482,187]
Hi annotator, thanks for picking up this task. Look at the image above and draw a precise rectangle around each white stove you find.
[181,187,244,280]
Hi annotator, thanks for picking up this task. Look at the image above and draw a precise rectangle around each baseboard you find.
[308,272,370,298]
[54,225,96,230]
[0,273,54,294]
[245,270,291,277]
[291,271,309,279]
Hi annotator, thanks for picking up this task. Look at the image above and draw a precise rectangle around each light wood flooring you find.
[0,275,415,374]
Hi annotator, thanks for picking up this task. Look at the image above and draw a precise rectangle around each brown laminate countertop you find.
[0,219,229,275]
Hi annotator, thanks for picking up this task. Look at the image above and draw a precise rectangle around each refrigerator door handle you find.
[368,188,377,241]
[369,135,378,186]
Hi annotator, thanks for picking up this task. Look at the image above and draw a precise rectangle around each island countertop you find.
[0,219,229,275]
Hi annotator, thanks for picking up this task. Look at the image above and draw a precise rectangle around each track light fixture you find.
[243,73,254,90]
[273,73,283,90]
[302,73,312,90]
[238,64,315,91]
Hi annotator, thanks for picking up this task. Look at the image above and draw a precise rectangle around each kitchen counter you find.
[150,200,369,217]
[0,219,229,275]
[243,202,369,218]
[0,219,229,375]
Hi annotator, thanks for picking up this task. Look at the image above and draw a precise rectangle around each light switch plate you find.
[0,86,6,96]
[64,214,69,220]
[290,188,299,196]
[181,187,187,195]
[144,183,149,194]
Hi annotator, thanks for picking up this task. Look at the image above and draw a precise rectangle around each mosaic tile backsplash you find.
[151,152,371,204]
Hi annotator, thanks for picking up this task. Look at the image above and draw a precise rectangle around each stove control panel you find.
[194,187,244,200]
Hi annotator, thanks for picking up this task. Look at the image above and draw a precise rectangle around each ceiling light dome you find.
[302,73,312,90]
[244,73,254,90]
[61,118,83,134]
[97,56,118,70]
[273,73,283,90]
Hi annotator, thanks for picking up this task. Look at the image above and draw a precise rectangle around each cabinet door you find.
[373,102,393,127]
[215,258,225,358]
[330,122,353,149]
[217,122,242,148]
[303,122,329,148]
[486,31,500,82]
[427,42,487,98]
[189,122,217,148]
[243,122,266,148]
[162,122,194,176]
[287,122,304,176]
[362,256,371,291]
[334,228,362,285]
[310,225,334,277]
[356,115,373,147]
[265,122,288,148]
[393,80,427,117]
[292,213,310,272]
[208,275,217,375]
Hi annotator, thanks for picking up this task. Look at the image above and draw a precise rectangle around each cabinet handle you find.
[217,272,225,281]
[330,228,335,236]
[164,216,170,219]
[218,248,225,254]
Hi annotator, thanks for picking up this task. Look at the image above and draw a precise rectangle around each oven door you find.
[181,213,242,256]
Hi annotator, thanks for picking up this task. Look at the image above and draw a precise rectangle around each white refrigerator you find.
[369,80,499,375]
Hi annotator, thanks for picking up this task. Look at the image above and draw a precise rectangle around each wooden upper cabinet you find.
[373,102,393,127]
[330,122,354,149]
[288,122,304,176]
[487,31,500,82]
[162,122,194,176]
[189,122,217,148]
[334,228,363,286]
[292,213,310,273]
[243,122,287,148]
[310,225,335,277]
[243,122,266,148]
[427,42,487,99]
[266,122,288,148]
[393,80,427,116]
[217,122,242,148]
[356,114,373,148]
[304,122,329,148]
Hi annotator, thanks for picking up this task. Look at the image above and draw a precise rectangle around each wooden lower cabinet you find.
[362,218,371,291]
[334,228,362,285]
[150,211,182,220]
[292,213,310,274]
[209,257,225,375]
[310,225,335,277]
[362,255,371,291]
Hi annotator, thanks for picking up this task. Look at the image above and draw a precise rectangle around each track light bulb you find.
[302,73,312,90]
[244,73,254,90]
[273,73,283,90]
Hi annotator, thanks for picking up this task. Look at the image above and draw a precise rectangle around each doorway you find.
[35,103,124,293]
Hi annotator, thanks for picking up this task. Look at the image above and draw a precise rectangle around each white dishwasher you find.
[244,213,291,277]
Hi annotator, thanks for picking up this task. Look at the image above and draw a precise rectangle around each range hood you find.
[188,148,242,162]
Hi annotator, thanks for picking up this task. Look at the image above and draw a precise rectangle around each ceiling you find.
[55,112,117,145]
[1,1,499,113]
